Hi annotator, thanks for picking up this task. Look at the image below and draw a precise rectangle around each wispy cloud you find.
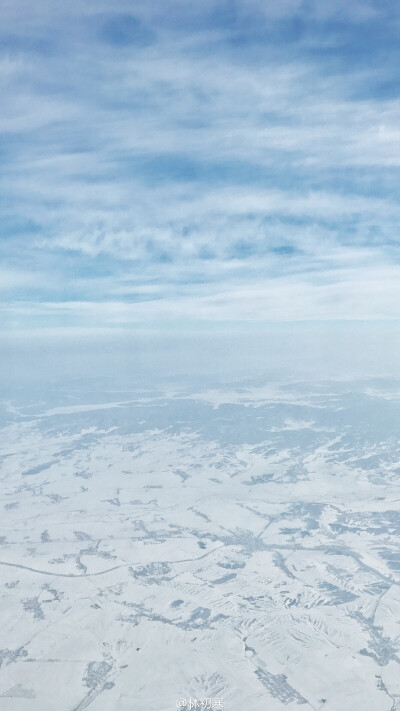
[1,0,400,330]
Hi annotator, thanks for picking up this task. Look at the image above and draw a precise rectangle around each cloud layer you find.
[1,0,400,329]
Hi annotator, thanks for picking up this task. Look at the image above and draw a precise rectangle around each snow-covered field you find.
[1,378,400,710]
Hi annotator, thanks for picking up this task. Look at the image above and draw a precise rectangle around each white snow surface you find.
[0,378,400,710]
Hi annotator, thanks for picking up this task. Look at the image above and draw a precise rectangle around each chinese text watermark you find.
[176,698,224,709]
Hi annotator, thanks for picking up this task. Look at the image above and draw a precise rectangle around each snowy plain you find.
[1,377,400,711]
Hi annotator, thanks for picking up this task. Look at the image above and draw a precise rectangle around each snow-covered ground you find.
[1,378,400,710]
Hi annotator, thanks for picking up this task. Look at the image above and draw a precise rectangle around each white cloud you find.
[0,268,44,291]
[1,0,400,332]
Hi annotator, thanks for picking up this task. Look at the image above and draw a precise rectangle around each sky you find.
[1,0,400,376]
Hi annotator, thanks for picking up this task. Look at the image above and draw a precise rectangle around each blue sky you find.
[1,0,400,333]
